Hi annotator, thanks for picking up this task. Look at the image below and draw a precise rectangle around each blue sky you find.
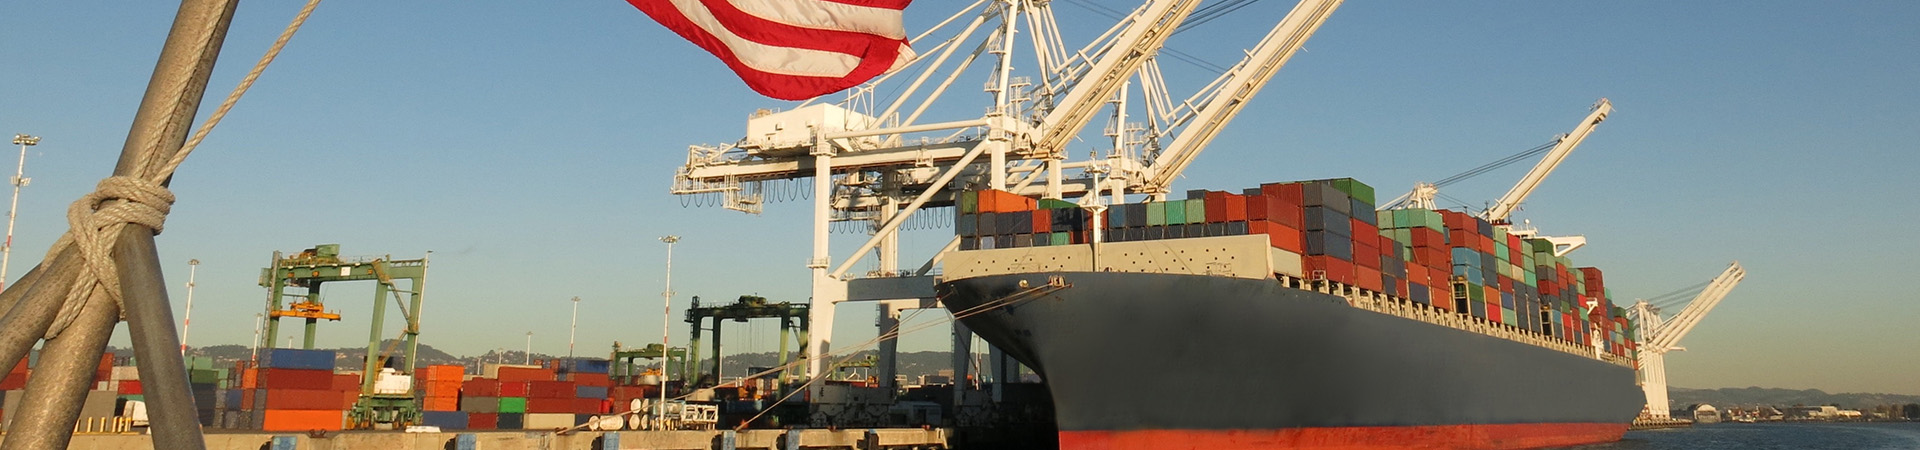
[2,2,1915,395]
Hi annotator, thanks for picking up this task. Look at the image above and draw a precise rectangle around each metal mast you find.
[657,235,678,414]
[2,133,41,291]
[1631,262,1745,420]
[568,296,579,360]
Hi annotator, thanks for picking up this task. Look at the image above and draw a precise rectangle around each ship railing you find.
[1294,275,1624,368]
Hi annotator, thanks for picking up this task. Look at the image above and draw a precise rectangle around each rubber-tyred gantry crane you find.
[1629,262,1745,420]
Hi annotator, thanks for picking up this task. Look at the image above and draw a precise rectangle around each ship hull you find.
[940,272,1641,450]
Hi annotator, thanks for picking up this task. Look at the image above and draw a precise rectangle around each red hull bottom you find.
[1060,423,1629,450]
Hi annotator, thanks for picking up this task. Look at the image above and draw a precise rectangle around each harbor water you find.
[1555,423,1920,450]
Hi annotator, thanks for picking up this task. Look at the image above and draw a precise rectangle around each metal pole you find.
[658,235,678,417]
[568,296,578,360]
[524,331,532,365]
[114,230,204,450]
[250,312,262,362]
[179,258,198,354]
[1,134,39,292]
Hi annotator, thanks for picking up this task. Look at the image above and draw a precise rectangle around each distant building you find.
[1687,404,1722,423]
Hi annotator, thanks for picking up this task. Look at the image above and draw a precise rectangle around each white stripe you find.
[666,0,861,78]
[727,0,907,39]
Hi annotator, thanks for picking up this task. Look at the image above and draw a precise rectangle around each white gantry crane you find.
[1381,98,1611,256]
[669,0,1345,398]
[1630,262,1746,420]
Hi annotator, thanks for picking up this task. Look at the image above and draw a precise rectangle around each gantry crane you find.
[1629,262,1745,420]
[668,0,1346,399]
[1381,99,1611,255]
[259,244,431,429]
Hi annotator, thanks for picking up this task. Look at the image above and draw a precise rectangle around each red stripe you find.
[624,0,909,100]
[1060,423,1629,450]
[816,0,913,9]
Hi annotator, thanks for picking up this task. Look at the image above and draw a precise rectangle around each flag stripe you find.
[728,0,906,39]
[627,0,912,100]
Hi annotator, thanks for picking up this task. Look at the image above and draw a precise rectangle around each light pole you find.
[658,235,679,413]
[2,133,41,291]
[568,296,579,360]
[524,331,532,365]
[250,313,264,363]
[180,259,200,355]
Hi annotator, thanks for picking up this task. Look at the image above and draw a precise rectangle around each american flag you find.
[626,0,916,100]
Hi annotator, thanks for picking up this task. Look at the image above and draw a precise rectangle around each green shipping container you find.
[1051,232,1069,246]
[1184,199,1206,224]
[1146,201,1168,226]
[498,397,527,414]
[1161,201,1185,224]
[1467,284,1486,303]
[959,191,978,214]
[1038,198,1077,210]
[1502,308,1517,326]
[1329,178,1376,205]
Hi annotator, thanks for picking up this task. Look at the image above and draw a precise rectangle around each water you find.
[1555,423,1920,450]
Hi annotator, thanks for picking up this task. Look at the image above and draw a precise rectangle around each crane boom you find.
[1645,262,1745,351]
[1031,0,1201,158]
[1142,0,1342,193]
[1481,98,1612,222]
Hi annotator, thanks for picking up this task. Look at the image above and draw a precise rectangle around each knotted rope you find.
[38,0,323,339]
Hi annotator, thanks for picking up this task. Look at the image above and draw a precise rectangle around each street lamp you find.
[658,235,679,414]
[180,259,200,355]
[2,134,41,292]
[568,296,580,360]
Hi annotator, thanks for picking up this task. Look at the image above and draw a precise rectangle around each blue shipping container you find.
[422,411,469,429]
[576,386,609,399]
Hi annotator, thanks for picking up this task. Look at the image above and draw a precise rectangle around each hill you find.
[1670,386,1920,410]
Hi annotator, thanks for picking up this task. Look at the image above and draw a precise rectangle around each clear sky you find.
[2,2,1915,395]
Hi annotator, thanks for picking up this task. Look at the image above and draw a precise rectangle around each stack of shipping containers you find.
[418,364,466,429]
[951,177,1635,359]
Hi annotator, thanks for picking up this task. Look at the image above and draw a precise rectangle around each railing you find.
[1273,274,1632,368]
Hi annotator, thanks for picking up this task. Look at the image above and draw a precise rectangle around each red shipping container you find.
[261,409,344,431]
[467,412,498,430]
[1354,266,1384,291]
[1349,218,1378,244]
[117,380,142,395]
[1352,240,1381,270]
[462,379,502,397]
[1498,276,1513,293]
[499,381,530,397]
[497,367,554,382]
[1031,209,1051,233]
[342,390,361,409]
[329,373,361,391]
[1447,230,1473,249]
[574,397,604,415]
[263,389,346,410]
[526,397,573,414]
[1433,286,1455,311]
[241,389,256,411]
[1204,191,1227,223]
[1305,256,1353,284]
[258,368,334,390]
[528,380,576,399]
[568,373,610,387]
[1224,194,1247,221]
[1259,183,1304,207]
[1250,221,1304,253]
[1487,305,1503,323]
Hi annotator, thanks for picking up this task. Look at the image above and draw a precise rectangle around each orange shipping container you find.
[497,367,554,383]
[422,379,462,398]
[260,409,344,431]
[422,396,459,412]
[422,365,465,381]
[242,368,259,389]
[263,389,347,410]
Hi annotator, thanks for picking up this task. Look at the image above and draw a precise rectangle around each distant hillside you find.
[1671,386,1920,410]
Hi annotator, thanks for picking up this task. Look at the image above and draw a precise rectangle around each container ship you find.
[939,180,1646,450]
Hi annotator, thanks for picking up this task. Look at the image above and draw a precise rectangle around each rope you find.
[42,0,323,339]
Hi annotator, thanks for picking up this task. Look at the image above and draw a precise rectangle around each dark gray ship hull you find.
[940,272,1642,449]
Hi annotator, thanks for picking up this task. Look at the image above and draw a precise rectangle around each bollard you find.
[454,433,478,450]
[863,429,880,450]
[597,432,620,450]
[270,435,299,450]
